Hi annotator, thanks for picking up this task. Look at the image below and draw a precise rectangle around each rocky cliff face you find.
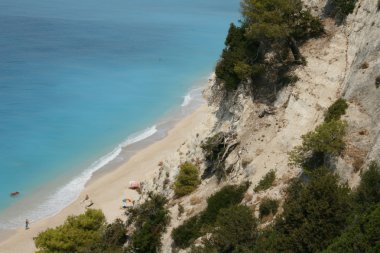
[136,1,380,251]
[342,0,380,162]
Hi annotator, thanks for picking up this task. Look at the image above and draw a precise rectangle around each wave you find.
[181,94,192,107]
[0,126,157,229]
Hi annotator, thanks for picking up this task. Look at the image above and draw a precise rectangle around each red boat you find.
[10,191,20,197]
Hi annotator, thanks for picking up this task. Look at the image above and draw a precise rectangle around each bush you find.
[289,120,347,171]
[355,162,380,209]
[274,168,351,252]
[212,205,258,252]
[34,209,106,253]
[174,162,200,197]
[324,98,348,122]
[200,183,249,224]
[254,170,276,192]
[376,75,380,88]
[172,216,202,249]
[127,194,170,253]
[87,219,128,253]
[330,0,357,18]
[172,183,249,249]
[322,204,380,253]
[259,198,279,219]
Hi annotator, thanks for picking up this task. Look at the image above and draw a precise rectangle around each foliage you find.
[330,0,357,18]
[274,168,351,252]
[127,194,170,253]
[324,98,348,122]
[254,170,276,192]
[354,161,380,209]
[322,204,380,253]
[216,0,323,92]
[242,0,323,59]
[174,162,200,197]
[211,205,258,253]
[34,209,106,253]
[201,132,238,180]
[87,219,127,253]
[259,198,279,219]
[215,23,261,90]
[289,120,347,171]
[172,216,203,249]
[252,229,278,253]
[172,183,249,249]
[200,183,249,225]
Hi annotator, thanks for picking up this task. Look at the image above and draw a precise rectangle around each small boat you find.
[10,191,20,197]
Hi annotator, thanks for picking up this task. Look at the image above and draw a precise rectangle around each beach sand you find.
[0,104,212,253]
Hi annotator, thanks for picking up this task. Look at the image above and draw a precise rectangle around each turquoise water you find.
[0,0,239,226]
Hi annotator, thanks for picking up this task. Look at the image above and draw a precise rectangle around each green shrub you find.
[87,219,128,253]
[355,162,380,209]
[254,170,276,192]
[322,204,380,253]
[274,168,352,252]
[324,98,348,122]
[172,183,249,249]
[174,162,200,197]
[259,198,279,219]
[212,205,258,252]
[330,0,357,18]
[127,194,170,253]
[200,183,249,224]
[289,120,347,171]
[172,216,202,249]
[34,209,106,253]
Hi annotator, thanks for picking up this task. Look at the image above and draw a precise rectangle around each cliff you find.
[135,1,380,252]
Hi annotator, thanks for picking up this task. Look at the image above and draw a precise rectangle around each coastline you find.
[0,88,214,252]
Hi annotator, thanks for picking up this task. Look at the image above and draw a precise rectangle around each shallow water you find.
[0,0,239,228]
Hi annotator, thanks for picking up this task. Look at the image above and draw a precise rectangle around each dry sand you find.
[0,104,211,253]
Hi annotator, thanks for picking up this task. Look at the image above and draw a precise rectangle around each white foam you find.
[181,93,192,107]
[1,126,157,229]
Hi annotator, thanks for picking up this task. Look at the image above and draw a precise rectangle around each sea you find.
[0,0,240,229]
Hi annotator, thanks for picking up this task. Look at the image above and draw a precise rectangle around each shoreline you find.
[0,89,214,253]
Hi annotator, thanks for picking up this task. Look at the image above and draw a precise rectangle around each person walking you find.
[25,219,29,230]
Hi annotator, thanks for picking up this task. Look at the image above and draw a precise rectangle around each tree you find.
[355,161,380,209]
[330,0,357,19]
[241,0,323,62]
[274,169,351,252]
[322,204,380,253]
[127,194,170,253]
[34,209,106,253]
[289,120,347,170]
[211,205,257,253]
[174,162,200,197]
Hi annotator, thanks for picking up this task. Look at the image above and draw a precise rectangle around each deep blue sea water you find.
[0,0,240,227]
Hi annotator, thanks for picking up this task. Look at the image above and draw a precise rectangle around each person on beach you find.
[25,219,29,230]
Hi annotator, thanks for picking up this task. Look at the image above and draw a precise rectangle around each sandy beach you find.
[0,104,212,253]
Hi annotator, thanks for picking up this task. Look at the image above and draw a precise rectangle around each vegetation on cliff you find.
[174,163,380,253]
[34,194,170,253]
[174,162,200,197]
[216,0,323,95]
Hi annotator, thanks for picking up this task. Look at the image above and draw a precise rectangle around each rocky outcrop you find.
[133,1,380,251]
